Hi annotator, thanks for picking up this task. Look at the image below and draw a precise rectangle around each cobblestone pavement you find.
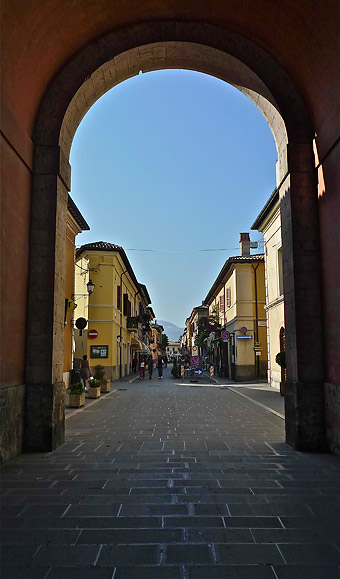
[1,367,340,579]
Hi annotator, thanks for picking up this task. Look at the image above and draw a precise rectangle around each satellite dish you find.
[75,317,87,330]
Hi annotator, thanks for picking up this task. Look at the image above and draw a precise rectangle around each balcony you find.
[127,316,141,331]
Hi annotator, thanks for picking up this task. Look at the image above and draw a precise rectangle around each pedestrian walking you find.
[132,354,138,373]
[80,354,92,390]
[148,356,154,379]
[139,358,145,380]
[157,355,163,379]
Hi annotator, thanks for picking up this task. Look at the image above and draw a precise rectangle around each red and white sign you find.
[88,329,98,339]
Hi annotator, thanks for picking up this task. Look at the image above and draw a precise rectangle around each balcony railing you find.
[127,316,140,331]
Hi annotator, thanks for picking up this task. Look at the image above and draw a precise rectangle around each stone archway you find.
[25,21,325,452]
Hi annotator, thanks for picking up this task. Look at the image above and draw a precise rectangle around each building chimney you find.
[239,232,250,256]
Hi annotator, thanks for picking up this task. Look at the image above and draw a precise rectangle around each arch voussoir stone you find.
[27,20,325,453]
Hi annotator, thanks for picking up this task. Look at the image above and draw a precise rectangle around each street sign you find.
[190,356,199,366]
[194,367,203,376]
[237,335,252,340]
[88,329,98,339]
[240,326,247,334]
[221,330,230,342]
[192,345,198,354]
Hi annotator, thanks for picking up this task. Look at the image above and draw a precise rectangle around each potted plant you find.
[88,378,101,399]
[93,364,111,393]
[171,360,181,379]
[69,382,85,408]
[275,351,286,396]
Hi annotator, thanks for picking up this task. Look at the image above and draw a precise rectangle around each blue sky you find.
[70,70,277,328]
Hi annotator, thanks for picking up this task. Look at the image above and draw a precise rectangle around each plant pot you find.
[280,381,286,397]
[88,386,101,399]
[69,393,85,407]
[100,379,111,393]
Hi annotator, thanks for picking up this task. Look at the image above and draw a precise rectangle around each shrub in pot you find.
[171,362,181,379]
[88,378,101,398]
[69,382,85,407]
[93,364,111,393]
[275,351,286,368]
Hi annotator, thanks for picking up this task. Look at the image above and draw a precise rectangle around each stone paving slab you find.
[1,367,340,579]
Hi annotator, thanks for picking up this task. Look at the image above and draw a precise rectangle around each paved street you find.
[1,367,340,579]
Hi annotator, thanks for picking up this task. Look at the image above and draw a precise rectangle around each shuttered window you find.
[123,293,128,316]
[117,285,121,311]
[226,288,231,307]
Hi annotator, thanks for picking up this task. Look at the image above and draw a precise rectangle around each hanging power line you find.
[126,245,263,252]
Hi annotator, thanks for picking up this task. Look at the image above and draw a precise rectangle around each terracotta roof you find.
[76,241,122,254]
[251,188,279,230]
[204,254,265,304]
[67,195,90,231]
[139,283,151,306]
[76,241,140,297]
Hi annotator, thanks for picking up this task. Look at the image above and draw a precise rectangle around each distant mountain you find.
[157,320,184,342]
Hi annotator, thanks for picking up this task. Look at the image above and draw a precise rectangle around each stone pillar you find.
[24,146,70,451]
[280,142,326,451]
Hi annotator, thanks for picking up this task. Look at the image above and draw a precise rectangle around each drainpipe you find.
[252,263,260,379]
[119,270,128,378]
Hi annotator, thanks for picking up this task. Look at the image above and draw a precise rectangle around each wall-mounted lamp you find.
[86,279,95,294]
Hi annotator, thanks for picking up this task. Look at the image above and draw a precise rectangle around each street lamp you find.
[86,279,95,295]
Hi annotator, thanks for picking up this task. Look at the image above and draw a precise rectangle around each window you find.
[226,287,231,308]
[117,285,121,310]
[220,295,224,310]
[277,246,283,296]
[123,293,128,316]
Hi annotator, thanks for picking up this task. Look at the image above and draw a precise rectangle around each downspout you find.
[252,263,260,379]
[119,270,128,378]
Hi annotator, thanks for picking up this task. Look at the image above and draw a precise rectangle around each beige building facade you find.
[252,189,285,390]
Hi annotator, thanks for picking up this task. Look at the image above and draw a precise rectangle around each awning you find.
[131,337,143,350]
[131,337,152,354]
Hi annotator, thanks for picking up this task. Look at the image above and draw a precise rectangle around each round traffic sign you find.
[190,356,199,366]
[75,317,87,330]
[194,367,204,376]
[240,326,247,334]
[221,330,230,341]
[192,345,198,354]
[88,329,98,339]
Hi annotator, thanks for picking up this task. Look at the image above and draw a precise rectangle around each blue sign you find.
[222,330,230,341]
[194,367,204,376]
[237,335,253,340]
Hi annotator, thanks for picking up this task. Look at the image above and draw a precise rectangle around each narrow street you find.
[1,367,340,579]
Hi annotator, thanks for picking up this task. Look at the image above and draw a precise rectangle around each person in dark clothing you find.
[132,355,138,373]
[164,355,168,368]
[157,355,163,378]
[148,356,154,379]
[80,354,91,390]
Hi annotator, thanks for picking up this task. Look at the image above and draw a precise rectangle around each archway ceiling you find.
[2,0,338,148]
[60,42,286,159]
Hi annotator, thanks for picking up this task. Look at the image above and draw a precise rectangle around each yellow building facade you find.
[74,242,153,381]
[63,196,90,387]
[252,189,285,390]
[204,234,268,381]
